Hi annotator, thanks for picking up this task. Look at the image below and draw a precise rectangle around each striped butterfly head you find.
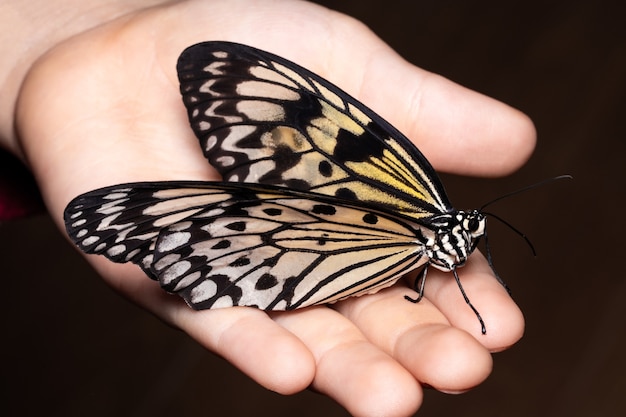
[425,210,486,271]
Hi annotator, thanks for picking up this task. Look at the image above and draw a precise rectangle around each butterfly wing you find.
[177,41,452,221]
[65,182,429,310]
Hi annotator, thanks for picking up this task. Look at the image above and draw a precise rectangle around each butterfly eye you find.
[468,217,480,232]
[464,214,485,236]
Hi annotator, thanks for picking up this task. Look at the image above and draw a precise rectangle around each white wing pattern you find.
[64,42,488,325]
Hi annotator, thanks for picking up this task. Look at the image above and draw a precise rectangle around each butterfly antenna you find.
[478,175,572,257]
[479,175,573,211]
[482,211,537,257]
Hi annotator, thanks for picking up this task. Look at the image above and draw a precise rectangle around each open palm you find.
[15,1,534,415]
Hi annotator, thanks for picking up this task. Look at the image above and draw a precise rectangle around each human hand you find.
[11,1,534,415]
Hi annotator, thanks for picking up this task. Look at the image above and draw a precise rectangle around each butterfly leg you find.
[452,268,487,334]
[405,266,428,303]
[483,232,512,295]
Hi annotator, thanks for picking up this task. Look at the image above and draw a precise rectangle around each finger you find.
[165,304,317,395]
[422,252,525,351]
[335,286,493,393]
[88,260,317,395]
[273,307,422,417]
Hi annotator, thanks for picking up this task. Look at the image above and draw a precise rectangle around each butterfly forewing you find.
[177,41,452,220]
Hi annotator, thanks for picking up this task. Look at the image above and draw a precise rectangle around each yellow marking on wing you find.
[374,149,434,201]
[344,159,433,204]
[387,138,444,207]
[311,182,433,218]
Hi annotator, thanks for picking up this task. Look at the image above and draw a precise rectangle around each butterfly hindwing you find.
[177,41,452,221]
[65,182,430,310]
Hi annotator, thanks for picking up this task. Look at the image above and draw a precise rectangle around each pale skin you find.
[2,1,535,416]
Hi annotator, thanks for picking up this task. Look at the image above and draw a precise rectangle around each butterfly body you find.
[65,42,488,326]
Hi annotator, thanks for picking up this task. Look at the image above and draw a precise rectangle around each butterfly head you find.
[426,210,486,271]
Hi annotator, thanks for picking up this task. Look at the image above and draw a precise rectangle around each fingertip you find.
[424,254,526,350]
[440,273,526,351]
[398,325,493,392]
[277,307,423,416]
[479,291,525,352]
[348,360,423,417]
[486,105,537,176]
[258,332,317,394]
[315,342,423,417]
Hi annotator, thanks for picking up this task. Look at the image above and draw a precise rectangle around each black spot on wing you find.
[273,145,302,171]
[283,179,311,190]
[212,239,231,249]
[230,256,251,267]
[362,213,378,224]
[311,204,337,215]
[335,187,357,200]
[318,160,332,177]
[263,208,282,216]
[255,273,279,290]
[226,221,247,231]
[334,129,385,163]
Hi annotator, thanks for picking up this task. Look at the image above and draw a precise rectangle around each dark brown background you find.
[3,1,625,416]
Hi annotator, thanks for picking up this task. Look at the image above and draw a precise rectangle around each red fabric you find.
[0,150,45,220]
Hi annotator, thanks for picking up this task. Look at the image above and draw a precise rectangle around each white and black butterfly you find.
[65,41,494,332]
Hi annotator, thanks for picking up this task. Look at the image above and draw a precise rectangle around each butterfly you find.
[65,41,493,333]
